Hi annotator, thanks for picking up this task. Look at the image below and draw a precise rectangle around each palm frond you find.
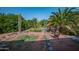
[65,25,77,35]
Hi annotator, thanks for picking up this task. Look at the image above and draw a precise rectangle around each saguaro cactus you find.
[18,14,21,32]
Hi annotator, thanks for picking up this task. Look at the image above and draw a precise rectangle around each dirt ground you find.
[0,32,45,41]
[0,32,79,51]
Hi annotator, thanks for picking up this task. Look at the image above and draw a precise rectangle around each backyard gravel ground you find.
[0,32,79,51]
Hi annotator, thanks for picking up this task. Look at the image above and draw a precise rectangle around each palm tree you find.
[48,7,79,36]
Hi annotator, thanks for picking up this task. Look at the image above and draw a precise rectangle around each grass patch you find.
[16,35,37,41]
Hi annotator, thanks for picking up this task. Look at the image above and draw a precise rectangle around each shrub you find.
[16,35,37,41]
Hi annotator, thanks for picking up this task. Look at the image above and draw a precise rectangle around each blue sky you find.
[0,7,79,20]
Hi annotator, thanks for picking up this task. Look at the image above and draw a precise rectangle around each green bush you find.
[16,35,37,41]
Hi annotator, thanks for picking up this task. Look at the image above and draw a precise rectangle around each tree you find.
[48,7,79,35]
[0,13,26,34]
[39,19,48,28]
[31,18,38,28]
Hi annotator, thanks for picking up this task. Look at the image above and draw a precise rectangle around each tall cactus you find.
[18,14,21,32]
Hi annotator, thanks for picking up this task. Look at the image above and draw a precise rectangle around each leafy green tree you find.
[39,19,48,27]
[31,18,38,28]
[0,13,26,33]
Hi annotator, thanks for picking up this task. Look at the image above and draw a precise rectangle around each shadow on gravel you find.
[0,38,79,51]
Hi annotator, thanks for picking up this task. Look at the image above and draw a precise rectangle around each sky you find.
[0,7,79,20]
